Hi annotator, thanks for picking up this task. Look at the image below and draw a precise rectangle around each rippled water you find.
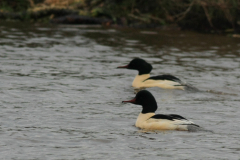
[0,22,240,159]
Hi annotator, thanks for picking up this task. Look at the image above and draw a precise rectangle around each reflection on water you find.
[0,22,240,159]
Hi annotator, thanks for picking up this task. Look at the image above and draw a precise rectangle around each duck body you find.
[123,90,201,132]
[135,113,199,131]
[117,58,188,91]
[132,74,185,90]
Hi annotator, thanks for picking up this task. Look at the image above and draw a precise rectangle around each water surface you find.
[0,22,240,159]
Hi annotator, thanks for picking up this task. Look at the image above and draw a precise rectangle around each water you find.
[0,22,240,159]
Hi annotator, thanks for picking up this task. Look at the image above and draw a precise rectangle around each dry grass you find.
[28,0,83,12]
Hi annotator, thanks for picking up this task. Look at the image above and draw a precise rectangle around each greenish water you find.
[0,22,240,159]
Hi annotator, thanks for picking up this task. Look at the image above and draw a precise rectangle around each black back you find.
[127,58,152,75]
[134,90,158,113]
[150,114,187,121]
[150,114,200,127]
[144,75,182,83]
[167,114,187,120]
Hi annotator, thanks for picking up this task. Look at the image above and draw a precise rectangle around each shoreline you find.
[0,0,240,35]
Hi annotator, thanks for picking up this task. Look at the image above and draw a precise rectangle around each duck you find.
[117,58,197,92]
[122,90,201,131]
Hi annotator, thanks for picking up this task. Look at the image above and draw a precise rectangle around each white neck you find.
[132,74,150,88]
[135,112,155,128]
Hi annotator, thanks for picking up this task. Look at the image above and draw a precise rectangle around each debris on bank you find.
[50,15,112,25]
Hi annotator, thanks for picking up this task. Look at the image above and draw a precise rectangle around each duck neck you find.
[132,74,150,88]
[138,63,152,75]
[141,104,157,114]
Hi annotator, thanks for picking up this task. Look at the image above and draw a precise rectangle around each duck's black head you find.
[117,58,152,75]
[122,90,158,113]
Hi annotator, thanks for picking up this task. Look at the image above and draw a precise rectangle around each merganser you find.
[123,90,201,131]
[117,58,197,92]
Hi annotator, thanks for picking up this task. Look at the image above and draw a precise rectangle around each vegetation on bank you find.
[0,0,240,32]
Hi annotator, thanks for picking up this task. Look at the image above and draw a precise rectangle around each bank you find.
[0,0,240,34]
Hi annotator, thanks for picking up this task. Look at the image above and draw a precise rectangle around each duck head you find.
[117,58,152,75]
[123,90,157,113]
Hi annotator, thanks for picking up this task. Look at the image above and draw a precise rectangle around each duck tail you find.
[187,125,212,132]
[187,124,202,132]
[183,84,199,92]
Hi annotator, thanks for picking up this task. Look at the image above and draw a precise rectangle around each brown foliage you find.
[44,0,78,6]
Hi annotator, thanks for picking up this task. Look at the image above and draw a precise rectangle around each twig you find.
[175,0,196,22]
[128,13,150,22]
[28,0,35,7]
[200,0,214,28]
[133,9,165,24]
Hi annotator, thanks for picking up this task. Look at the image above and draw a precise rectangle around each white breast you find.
[135,113,155,128]
[132,74,150,89]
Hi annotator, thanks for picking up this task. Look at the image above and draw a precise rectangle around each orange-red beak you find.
[117,65,128,69]
[122,98,136,104]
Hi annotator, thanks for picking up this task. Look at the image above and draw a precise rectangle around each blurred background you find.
[0,0,240,32]
[0,0,240,160]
